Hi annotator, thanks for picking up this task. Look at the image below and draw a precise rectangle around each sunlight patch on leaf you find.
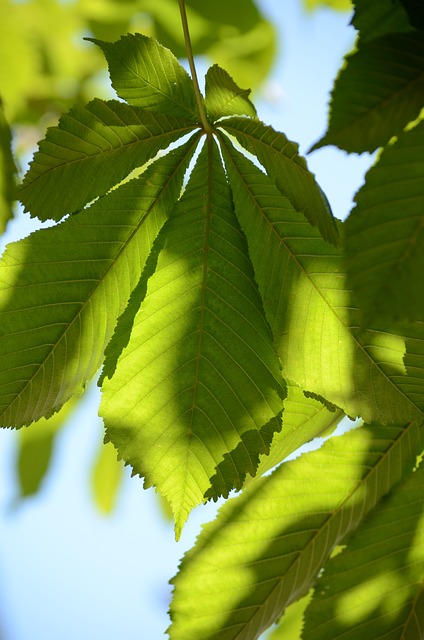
[169,422,424,639]
[0,140,195,426]
[303,460,424,640]
[100,140,286,537]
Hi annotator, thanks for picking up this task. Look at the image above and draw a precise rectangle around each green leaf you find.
[352,0,414,42]
[100,139,286,538]
[220,117,339,246]
[346,121,424,324]
[220,139,424,424]
[244,385,344,486]
[303,461,424,640]
[15,396,77,500]
[0,139,195,427]
[205,65,257,121]
[89,34,199,121]
[266,592,312,640]
[169,422,424,640]
[312,32,424,153]
[19,99,197,220]
[0,99,16,233]
[91,440,124,514]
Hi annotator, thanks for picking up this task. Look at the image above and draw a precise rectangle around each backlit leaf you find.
[204,65,257,121]
[169,422,424,640]
[100,139,286,537]
[89,34,199,121]
[0,139,195,426]
[303,461,424,640]
[220,139,424,424]
[19,99,197,220]
[220,117,339,246]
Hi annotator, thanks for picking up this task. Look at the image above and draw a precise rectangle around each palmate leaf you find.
[19,99,197,220]
[346,120,424,324]
[0,138,197,426]
[312,31,424,153]
[219,138,424,424]
[303,461,424,640]
[169,422,424,640]
[220,117,339,246]
[100,139,286,538]
[89,34,199,121]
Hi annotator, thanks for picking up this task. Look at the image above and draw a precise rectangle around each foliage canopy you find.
[1,0,424,638]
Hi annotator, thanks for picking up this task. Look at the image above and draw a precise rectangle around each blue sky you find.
[0,2,375,638]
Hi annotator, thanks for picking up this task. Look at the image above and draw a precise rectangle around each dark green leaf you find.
[205,65,257,121]
[100,140,286,537]
[220,117,339,245]
[399,0,424,29]
[346,120,424,324]
[89,34,199,121]
[352,0,414,42]
[303,461,424,640]
[169,422,424,640]
[19,99,197,220]
[0,140,195,426]
[312,32,424,153]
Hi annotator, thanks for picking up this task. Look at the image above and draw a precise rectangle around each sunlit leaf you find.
[89,34,199,121]
[220,117,339,246]
[169,422,424,639]
[244,385,344,486]
[0,139,196,426]
[346,120,424,324]
[266,592,312,640]
[101,140,286,537]
[303,461,424,640]
[312,32,424,153]
[220,139,424,424]
[19,99,197,220]
[205,65,257,121]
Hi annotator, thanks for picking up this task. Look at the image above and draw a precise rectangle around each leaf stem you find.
[178,0,212,134]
